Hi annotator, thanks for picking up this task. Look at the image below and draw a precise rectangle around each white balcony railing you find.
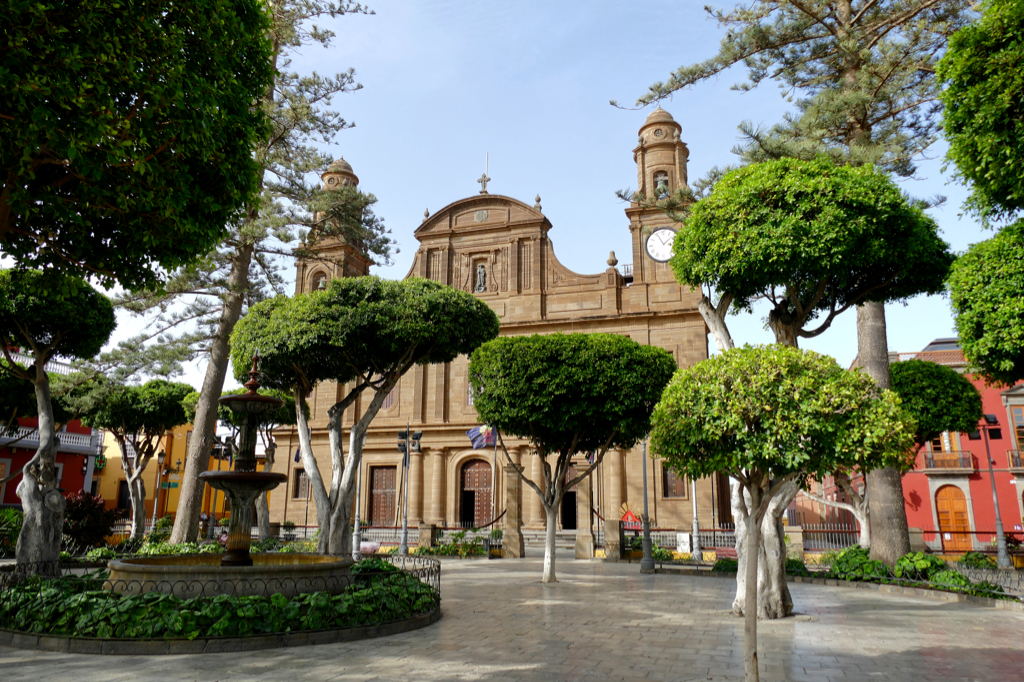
[0,425,100,454]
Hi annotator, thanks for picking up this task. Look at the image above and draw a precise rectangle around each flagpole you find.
[491,425,498,525]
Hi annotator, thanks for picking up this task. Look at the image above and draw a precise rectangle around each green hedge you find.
[0,561,438,640]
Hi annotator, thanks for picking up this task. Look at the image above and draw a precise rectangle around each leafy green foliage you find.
[959,551,998,570]
[144,516,176,546]
[890,360,983,445]
[712,558,739,573]
[938,0,1024,221]
[234,277,501,394]
[672,158,953,343]
[893,552,947,580]
[0,563,438,639]
[134,541,222,557]
[651,544,674,562]
[651,346,916,483]
[0,269,116,366]
[829,546,889,581]
[470,333,677,457]
[0,509,23,558]
[948,221,1024,385]
[182,387,302,434]
[0,0,273,289]
[415,530,485,558]
[786,558,810,577]
[62,492,118,549]
[82,380,192,438]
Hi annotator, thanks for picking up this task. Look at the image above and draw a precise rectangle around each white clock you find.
[645,228,676,263]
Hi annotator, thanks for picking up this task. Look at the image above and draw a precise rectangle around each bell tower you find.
[294,157,373,294]
[625,107,689,288]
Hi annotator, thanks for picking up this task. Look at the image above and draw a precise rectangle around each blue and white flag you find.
[294,447,301,463]
[466,425,495,450]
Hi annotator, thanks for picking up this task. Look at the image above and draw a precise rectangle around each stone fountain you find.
[199,355,288,567]
[107,356,353,597]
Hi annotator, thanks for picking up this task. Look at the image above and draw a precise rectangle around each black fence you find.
[0,554,441,640]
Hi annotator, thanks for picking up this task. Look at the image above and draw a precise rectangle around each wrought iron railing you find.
[923,451,974,470]
[802,523,861,551]
[1008,450,1024,469]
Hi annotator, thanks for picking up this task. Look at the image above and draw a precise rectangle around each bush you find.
[786,557,810,577]
[135,541,221,557]
[959,551,997,570]
[250,538,282,554]
[85,547,118,561]
[62,492,118,549]
[0,569,439,639]
[829,546,889,581]
[0,508,24,557]
[893,552,946,580]
[651,544,674,561]
[711,558,738,572]
[145,515,174,544]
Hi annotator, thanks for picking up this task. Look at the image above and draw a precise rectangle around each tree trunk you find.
[757,483,796,620]
[15,368,65,568]
[542,503,559,583]
[857,301,911,564]
[697,294,735,353]
[742,482,762,682]
[170,241,256,544]
[732,480,795,620]
[129,475,147,542]
[256,441,276,541]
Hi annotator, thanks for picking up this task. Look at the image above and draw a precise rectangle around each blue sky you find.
[156,1,987,387]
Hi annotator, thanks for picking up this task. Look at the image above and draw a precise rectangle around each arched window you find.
[653,171,670,198]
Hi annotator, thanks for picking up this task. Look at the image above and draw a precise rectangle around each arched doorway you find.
[935,485,971,553]
[460,460,492,528]
[560,465,577,530]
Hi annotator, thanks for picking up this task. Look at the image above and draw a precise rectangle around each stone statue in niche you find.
[474,264,487,293]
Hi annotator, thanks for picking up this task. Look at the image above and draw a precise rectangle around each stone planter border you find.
[645,565,1024,612]
[0,607,441,655]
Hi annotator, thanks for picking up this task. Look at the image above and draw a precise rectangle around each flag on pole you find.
[294,448,301,463]
[466,425,495,449]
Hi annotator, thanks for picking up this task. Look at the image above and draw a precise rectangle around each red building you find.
[0,352,104,509]
[798,339,1024,556]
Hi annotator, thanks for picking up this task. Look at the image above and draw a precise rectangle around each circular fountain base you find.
[107,553,354,598]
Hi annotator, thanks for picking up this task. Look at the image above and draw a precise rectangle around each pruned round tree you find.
[231,276,500,556]
[0,0,273,289]
[948,220,1024,386]
[0,269,116,566]
[469,333,677,583]
[651,345,914,676]
[890,360,983,445]
[671,157,953,348]
[82,380,193,541]
[938,0,1024,223]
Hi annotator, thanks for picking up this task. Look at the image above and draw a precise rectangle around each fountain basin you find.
[107,553,354,598]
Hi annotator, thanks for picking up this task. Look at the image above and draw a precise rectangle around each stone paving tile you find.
[1,558,1023,681]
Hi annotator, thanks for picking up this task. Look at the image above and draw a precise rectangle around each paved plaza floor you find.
[1,556,1022,681]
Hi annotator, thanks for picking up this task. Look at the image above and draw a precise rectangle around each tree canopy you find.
[0,269,116,373]
[938,0,1024,222]
[82,380,193,441]
[670,158,954,346]
[947,221,1024,386]
[889,360,982,445]
[651,346,914,483]
[469,333,676,457]
[233,277,501,393]
[0,0,274,289]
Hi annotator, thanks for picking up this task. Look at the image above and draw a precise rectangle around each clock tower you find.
[623,107,693,305]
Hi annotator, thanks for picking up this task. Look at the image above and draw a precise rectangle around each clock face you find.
[645,228,676,262]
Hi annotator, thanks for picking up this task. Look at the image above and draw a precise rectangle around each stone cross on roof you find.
[477,172,491,194]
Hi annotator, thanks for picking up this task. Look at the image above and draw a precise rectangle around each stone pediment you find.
[415,195,549,236]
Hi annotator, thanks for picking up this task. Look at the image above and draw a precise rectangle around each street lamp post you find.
[641,440,654,571]
[979,415,1012,569]
[151,450,166,531]
[397,425,421,556]
[691,478,702,564]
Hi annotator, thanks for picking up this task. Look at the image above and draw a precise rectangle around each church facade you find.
[271,109,733,549]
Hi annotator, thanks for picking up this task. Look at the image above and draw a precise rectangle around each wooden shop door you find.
[935,485,971,553]
[369,466,397,526]
[460,460,492,528]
